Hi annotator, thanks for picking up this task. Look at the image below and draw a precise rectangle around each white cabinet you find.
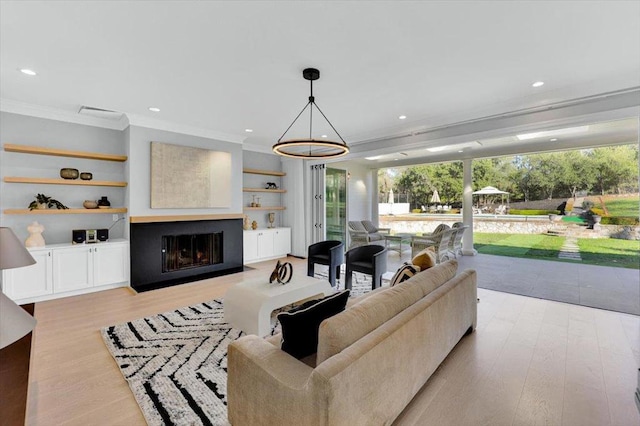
[243,227,291,264]
[2,248,53,300]
[2,240,130,304]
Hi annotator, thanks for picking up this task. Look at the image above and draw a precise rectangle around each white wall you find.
[330,161,375,222]
[127,125,243,217]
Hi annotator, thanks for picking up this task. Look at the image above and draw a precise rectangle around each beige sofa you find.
[227,260,477,425]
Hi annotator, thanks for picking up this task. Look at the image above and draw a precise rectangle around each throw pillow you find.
[412,247,437,270]
[277,290,350,359]
[390,262,421,286]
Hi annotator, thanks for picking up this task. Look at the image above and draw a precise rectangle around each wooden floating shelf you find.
[4,144,128,162]
[4,208,128,215]
[130,213,244,223]
[244,206,286,211]
[242,187,286,193]
[4,177,127,187]
[243,168,286,177]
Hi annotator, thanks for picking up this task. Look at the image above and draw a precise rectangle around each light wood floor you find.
[26,258,640,426]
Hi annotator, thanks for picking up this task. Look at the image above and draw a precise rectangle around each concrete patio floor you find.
[386,249,640,316]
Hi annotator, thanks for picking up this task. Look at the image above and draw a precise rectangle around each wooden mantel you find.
[129,213,244,223]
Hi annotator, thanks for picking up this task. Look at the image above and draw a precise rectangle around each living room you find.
[1,1,639,425]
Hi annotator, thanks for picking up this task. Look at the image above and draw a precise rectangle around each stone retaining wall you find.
[379,215,640,240]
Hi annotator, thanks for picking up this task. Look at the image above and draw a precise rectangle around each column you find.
[462,158,477,256]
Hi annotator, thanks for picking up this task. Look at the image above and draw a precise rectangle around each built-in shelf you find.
[4,208,128,215]
[3,144,128,162]
[4,177,128,187]
[244,206,286,211]
[243,168,286,177]
[242,187,286,193]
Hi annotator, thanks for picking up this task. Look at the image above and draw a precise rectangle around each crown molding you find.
[0,98,129,130]
[126,114,246,144]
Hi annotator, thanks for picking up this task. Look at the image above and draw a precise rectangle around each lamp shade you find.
[0,227,36,270]
[0,292,37,349]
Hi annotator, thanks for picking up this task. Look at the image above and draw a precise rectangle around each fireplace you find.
[162,232,222,272]
[130,219,243,292]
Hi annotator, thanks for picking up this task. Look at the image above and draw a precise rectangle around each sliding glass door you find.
[326,168,347,244]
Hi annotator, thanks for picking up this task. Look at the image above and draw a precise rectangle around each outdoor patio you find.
[386,249,640,316]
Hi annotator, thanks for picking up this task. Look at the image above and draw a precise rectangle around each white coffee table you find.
[223,275,333,336]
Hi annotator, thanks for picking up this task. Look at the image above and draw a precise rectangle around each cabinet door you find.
[243,232,259,263]
[256,230,274,259]
[2,250,53,301]
[93,243,129,287]
[273,228,291,257]
[53,246,93,292]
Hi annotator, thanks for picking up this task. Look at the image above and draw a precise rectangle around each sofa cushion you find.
[411,247,437,270]
[390,262,421,286]
[316,260,458,364]
[277,290,350,359]
[409,259,458,296]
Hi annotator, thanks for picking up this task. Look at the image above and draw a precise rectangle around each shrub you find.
[411,209,422,213]
[600,216,639,226]
[590,208,605,216]
[509,209,559,216]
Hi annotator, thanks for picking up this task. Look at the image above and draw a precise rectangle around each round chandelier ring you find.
[272,68,349,159]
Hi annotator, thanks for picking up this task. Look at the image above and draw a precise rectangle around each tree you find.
[589,145,638,195]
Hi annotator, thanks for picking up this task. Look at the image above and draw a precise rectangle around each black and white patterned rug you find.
[101,274,379,426]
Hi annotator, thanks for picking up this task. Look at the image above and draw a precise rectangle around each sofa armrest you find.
[227,335,319,425]
[377,227,391,234]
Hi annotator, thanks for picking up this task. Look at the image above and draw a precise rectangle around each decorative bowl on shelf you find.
[80,172,93,180]
[83,200,98,209]
[60,168,79,179]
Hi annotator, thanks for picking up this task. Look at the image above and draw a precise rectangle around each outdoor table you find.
[383,233,415,254]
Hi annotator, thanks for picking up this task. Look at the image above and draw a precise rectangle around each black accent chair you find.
[345,244,388,291]
[307,240,344,288]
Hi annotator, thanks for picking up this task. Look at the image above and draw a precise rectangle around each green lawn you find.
[473,233,565,259]
[578,238,640,269]
[599,197,639,217]
[473,233,639,269]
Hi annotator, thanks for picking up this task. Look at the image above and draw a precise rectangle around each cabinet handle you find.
[48,252,51,257]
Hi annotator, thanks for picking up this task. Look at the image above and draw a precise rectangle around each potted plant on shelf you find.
[28,193,69,210]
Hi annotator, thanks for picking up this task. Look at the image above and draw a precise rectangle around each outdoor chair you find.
[345,244,388,290]
[348,220,387,249]
[449,223,469,258]
[410,223,451,258]
[307,240,344,288]
[361,220,391,236]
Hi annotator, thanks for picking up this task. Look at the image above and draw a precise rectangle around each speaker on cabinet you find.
[72,230,86,244]
[97,229,109,242]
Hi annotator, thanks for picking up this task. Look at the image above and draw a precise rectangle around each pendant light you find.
[272,68,349,159]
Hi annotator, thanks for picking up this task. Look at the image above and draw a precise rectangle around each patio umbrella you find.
[388,188,394,204]
[430,189,441,204]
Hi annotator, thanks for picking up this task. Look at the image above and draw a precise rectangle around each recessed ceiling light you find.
[516,126,589,141]
[550,138,558,142]
[398,115,407,120]
[532,81,544,88]
[20,68,37,76]
[394,158,399,161]
[458,150,464,153]
[148,107,160,112]
[365,155,382,160]
[321,134,327,138]
[245,129,253,133]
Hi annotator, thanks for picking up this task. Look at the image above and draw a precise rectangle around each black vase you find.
[98,196,111,208]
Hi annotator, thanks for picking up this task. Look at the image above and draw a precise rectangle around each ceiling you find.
[1,1,639,159]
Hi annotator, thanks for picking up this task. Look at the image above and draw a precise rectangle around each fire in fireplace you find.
[162,232,222,273]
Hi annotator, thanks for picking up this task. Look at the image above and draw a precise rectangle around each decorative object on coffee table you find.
[25,221,45,247]
[83,200,98,209]
[97,196,111,209]
[28,194,68,210]
[59,168,79,179]
[79,172,93,180]
[269,260,293,285]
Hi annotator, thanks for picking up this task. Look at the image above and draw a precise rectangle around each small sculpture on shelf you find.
[265,182,278,189]
[243,215,251,230]
[28,193,68,210]
[269,260,293,285]
[250,195,257,207]
[97,196,111,209]
[25,221,45,247]
[251,220,258,230]
[60,168,79,179]
[80,172,93,181]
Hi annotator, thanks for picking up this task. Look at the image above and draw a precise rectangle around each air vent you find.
[78,106,125,121]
